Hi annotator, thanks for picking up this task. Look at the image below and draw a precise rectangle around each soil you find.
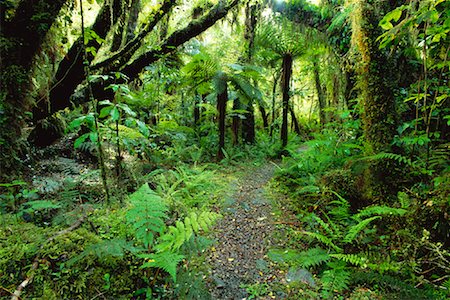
[206,162,290,299]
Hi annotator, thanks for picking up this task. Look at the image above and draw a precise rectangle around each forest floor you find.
[206,162,296,299]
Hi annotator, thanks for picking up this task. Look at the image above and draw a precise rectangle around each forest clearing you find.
[0,0,449,299]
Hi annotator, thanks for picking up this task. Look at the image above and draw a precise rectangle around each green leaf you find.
[111,107,120,121]
[74,133,89,149]
[99,106,113,118]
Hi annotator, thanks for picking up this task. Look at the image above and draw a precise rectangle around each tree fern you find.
[139,251,185,282]
[126,183,168,248]
[155,211,219,252]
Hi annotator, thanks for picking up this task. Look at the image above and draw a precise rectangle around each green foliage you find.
[126,183,168,248]
[140,251,185,282]
[155,211,219,252]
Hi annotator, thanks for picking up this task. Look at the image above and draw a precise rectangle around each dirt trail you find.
[206,163,282,299]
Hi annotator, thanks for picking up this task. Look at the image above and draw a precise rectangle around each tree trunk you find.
[232,98,240,145]
[0,0,67,177]
[281,54,293,148]
[33,0,124,121]
[270,72,279,137]
[194,94,201,125]
[351,0,398,201]
[242,101,255,144]
[259,102,269,129]
[289,105,301,135]
[217,81,228,160]
[126,0,141,42]
[313,58,326,126]
[34,0,238,123]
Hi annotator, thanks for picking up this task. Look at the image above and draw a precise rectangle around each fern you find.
[302,231,342,252]
[321,261,350,294]
[126,183,168,248]
[139,251,185,282]
[354,205,407,219]
[311,214,335,237]
[329,253,369,268]
[297,247,331,268]
[344,216,381,243]
[67,238,137,267]
[20,200,61,213]
[363,152,413,166]
[155,211,219,252]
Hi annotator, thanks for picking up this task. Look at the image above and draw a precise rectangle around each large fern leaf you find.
[321,261,350,294]
[126,183,168,248]
[296,247,331,268]
[302,231,342,252]
[344,216,380,243]
[354,205,407,220]
[140,251,185,282]
[155,211,219,252]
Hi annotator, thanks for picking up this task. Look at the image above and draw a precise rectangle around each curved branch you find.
[92,0,177,71]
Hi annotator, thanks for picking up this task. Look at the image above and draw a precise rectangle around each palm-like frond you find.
[256,17,306,58]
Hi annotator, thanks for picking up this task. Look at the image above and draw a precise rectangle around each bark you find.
[126,0,141,42]
[194,94,201,125]
[217,80,228,160]
[242,101,255,144]
[281,54,293,148]
[258,102,269,129]
[232,98,241,145]
[33,0,124,121]
[313,58,326,125]
[111,0,129,52]
[0,0,67,177]
[351,0,398,202]
[289,105,301,135]
[270,72,280,137]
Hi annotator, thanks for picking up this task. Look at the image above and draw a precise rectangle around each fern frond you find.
[363,152,413,166]
[321,261,350,293]
[140,251,185,282]
[344,216,381,243]
[330,253,369,268]
[311,214,335,237]
[297,247,331,268]
[302,231,342,252]
[155,211,219,252]
[126,183,168,248]
[354,205,407,220]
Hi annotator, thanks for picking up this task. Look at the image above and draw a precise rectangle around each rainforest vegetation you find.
[0,0,449,299]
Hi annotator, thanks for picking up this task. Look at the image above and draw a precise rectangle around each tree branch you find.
[120,0,239,78]
[92,0,177,71]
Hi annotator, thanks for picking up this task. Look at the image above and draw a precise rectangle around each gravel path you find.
[206,163,281,299]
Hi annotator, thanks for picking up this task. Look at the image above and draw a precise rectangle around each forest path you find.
[206,162,288,299]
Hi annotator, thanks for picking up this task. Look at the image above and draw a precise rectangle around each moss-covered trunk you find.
[351,0,398,201]
[0,0,67,178]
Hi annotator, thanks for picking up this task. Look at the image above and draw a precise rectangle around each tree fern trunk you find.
[217,82,228,160]
[281,54,293,148]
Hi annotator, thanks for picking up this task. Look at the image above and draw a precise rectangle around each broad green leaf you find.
[111,107,120,121]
